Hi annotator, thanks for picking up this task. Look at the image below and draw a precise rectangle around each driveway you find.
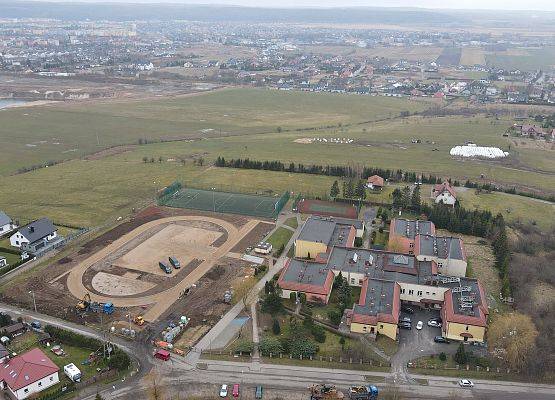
[390,308,457,383]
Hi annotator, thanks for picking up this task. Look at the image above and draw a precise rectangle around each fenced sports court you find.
[158,183,289,219]
[296,199,357,219]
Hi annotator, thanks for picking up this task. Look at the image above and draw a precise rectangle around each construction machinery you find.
[348,385,378,400]
[76,293,114,315]
[309,384,344,400]
[76,293,92,312]
[133,316,145,326]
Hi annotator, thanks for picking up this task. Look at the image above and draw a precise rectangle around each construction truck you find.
[134,316,145,326]
[309,384,344,400]
[348,385,378,400]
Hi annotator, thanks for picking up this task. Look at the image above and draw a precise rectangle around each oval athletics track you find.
[66,216,261,322]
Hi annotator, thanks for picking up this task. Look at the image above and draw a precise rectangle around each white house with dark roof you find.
[0,211,17,237]
[9,218,59,253]
[0,348,59,399]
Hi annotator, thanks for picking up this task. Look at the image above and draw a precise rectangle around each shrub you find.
[454,343,467,365]
[259,337,284,356]
[439,352,447,361]
[272,319,281,335]
[328,310,342,326]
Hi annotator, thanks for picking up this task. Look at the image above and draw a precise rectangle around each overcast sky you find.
[35,0,555,12]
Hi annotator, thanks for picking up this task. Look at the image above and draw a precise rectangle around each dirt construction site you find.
[0,206,273,341]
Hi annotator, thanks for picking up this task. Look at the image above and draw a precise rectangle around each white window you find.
[408,289,414,295]
[400,288,405,294]
[38,381,42,387]
[426,291,430,295]
[417,291,423,296]
[50,377,54,381]
[350,278,355,284]
[438,262,443,268]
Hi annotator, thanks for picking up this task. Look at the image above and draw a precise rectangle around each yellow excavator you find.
[76,293,91,312]
[133,316,145,326]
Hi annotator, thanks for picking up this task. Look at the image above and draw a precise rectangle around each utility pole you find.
[28,291,37,313]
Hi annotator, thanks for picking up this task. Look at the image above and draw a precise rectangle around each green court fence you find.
[158,185,288,219]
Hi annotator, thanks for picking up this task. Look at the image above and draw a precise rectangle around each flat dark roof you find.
[393,219,434,239]
[281,258,330,287]
[354,279,396,317]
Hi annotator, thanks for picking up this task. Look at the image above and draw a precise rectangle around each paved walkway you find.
[185,214,302,365]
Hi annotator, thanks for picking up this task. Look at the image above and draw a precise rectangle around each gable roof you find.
[0,348,59,391]
[367,175,384,187]
[0,211,12,227]
[432,182,457,199]
[17,218,56,243]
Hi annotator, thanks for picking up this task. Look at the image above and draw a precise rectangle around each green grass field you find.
[266,227,294,250]
[486,47,555,71]
[0,89,553,231]
[0,88,426,176]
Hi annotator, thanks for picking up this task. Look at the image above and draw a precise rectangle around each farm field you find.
[485,47,555,71]
[1,113,554,229]
[460,47,486,65]
[0,87,427,176]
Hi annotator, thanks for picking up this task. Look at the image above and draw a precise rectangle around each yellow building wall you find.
[377,322,398,340]
[444,322,485,343]
[350,322,397,340]
[294,240,327,259]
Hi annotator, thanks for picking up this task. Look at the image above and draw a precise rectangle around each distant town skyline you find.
[29,0,555,12]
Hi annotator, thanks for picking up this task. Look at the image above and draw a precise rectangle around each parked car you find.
[434,336,450,344]
[416,321,423,330]
[255,385,263,399]
[427,319,441,328]
[401,317,411,323]
[232,384,240,398]
[220,384,228,397]
[401,306,414,314]
[471,341,487,348]
[429,317,442,323]
[458,379,474,388]
[398,321,412,330]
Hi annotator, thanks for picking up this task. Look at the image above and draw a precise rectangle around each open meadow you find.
[0,88,553,231]
[0,87,426,175]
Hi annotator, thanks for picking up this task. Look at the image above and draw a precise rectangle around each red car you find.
[232,384,240,398]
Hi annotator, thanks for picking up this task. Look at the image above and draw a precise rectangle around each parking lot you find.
[391,307,458,382]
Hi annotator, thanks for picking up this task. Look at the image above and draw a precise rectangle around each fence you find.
[159,186,288,219]
[201,349,388,368]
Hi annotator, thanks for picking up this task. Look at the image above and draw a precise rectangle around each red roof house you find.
[0,348,60,400]
[366,175,384,190]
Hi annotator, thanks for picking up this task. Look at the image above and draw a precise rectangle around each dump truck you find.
[348,385,378,400]
[309,384,344,400]
[159,261,172,274]
[169,256,180,269]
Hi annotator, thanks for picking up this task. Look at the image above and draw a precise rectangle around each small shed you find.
[37,332,52,345]
[3,322,26,338]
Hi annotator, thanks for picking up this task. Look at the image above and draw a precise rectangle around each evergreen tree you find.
[411,185,421,211]
[401,186,411,208]
[392,188,403,208]
[272,319,281,335]
[355,180,367,199]
[330,180,340,198]
[454,343,468,365]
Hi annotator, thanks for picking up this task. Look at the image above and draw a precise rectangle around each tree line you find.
[214,156,554,202]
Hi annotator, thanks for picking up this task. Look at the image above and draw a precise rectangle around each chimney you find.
[29,226,34,233]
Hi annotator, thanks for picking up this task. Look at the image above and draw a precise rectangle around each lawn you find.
[0,250,20,266]
[283,217,298,229]
[0,88,427,176]
[7,332,107,382]
[266,227,294,252]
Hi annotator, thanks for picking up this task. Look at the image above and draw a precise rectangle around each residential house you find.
[0,348,60,400]
[9,218,61,254]
[431,182,457,206]
[366,175,384,190]
[0,211,17,237]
